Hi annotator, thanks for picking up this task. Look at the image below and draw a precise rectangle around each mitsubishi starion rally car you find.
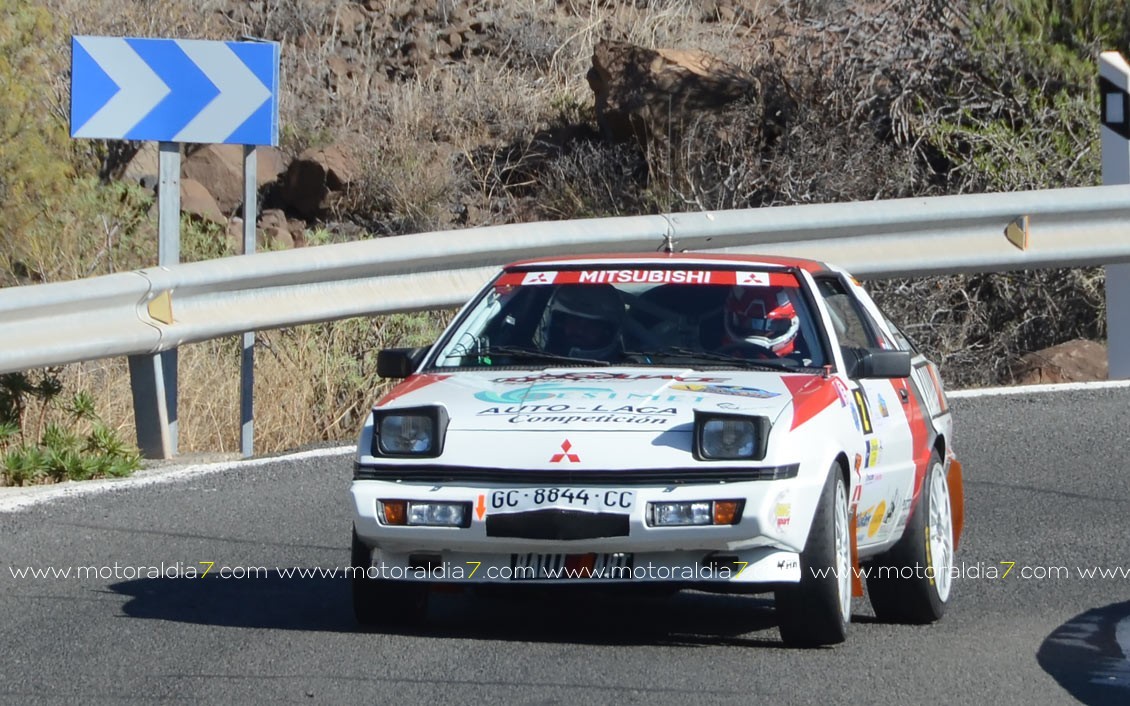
[350,253,963,646]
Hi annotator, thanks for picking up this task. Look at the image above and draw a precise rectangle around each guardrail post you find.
[128,351,178,458]
[129,142,181,458]
[1101,51,1130,379]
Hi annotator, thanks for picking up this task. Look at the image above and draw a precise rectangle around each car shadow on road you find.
[106,572,867,648]
[1036,600,1130,705]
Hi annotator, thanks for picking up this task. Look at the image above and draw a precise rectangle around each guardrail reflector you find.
[1005,215,1030,251]
[147,290,174,324]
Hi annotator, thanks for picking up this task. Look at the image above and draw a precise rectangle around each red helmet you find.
[724,286,799,355]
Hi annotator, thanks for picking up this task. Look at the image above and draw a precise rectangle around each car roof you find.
[503,251,833,275]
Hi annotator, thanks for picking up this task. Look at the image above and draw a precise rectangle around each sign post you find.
[1100,51,1130,379]
[70,36,279,458]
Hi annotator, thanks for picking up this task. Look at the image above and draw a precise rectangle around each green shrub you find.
[0,372,141,486]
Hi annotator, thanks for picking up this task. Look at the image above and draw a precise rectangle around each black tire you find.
[865,451,954,624]
[351,526,428,627]
[775,463,851,647]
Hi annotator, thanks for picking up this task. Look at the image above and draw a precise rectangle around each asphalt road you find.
[3,386,1130,705]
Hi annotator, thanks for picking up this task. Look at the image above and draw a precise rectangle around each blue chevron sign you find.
[70,36,279,145]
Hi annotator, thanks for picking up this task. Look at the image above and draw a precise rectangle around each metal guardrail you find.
[4,183,1130,376]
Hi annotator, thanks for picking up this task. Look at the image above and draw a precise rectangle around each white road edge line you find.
[3,379,1129,513]
[948,379,1130,398]
[0,445,352,513]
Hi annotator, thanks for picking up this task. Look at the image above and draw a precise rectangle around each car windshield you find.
[430,266,829,370]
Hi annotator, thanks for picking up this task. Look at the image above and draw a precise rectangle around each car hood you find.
[375,368,818,431]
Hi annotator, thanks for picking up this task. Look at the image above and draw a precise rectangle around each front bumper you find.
[350,471,826,585]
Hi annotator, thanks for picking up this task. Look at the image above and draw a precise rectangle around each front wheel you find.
[865,451,954,623]
[351,526,428,627]
[775,463,851,647]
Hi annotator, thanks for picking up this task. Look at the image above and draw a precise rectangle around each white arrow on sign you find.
[173,40,272,144]
[72,37,169,139]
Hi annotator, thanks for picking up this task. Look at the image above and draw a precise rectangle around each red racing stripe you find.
[890,377,931,510]
[782,376,839,430]
[376,374,451,406]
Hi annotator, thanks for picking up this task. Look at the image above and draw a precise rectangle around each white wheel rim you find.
[833,478,851,622]
[927,462,954,602]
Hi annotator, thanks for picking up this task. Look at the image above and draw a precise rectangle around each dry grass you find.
[8,0,1121,458]
[56,310,451,455]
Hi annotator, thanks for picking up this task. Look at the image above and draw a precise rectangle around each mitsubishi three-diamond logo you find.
[550,439,580,463]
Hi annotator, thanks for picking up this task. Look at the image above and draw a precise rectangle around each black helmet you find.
[541,285,625,360]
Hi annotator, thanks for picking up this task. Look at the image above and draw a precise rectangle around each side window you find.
[882,315,918,354]
[814,278,881,349]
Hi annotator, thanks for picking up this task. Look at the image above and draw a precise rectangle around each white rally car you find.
[350,253,964,646]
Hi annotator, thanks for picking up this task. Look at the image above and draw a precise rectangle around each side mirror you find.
[844,348,911,379]
[376,346,430,378]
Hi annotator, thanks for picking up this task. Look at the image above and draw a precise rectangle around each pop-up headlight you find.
[694,412,769,461]
[370,406,449,457]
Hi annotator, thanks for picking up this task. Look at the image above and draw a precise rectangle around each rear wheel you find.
[351,526,428,627]
[865,451,953,623]
[775,463,851,647]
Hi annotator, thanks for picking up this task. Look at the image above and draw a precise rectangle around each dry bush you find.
[59,310,452,455]
[866,268,1106,388]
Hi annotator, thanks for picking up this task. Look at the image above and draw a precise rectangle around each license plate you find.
[509,552,633,581]
[486,488,635,514]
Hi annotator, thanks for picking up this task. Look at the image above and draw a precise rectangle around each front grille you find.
[487,509,630,540]
[353,463,799,485]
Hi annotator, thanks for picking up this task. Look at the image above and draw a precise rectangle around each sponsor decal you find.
[776,558,799,570]
[670,383,780,399]
[476,403,678,425]
[857,501,887,537]
[478,404,677,416]
[877,394,890,418]
[474,385,616,403]
[852,389,873,434]
[831,377,850,407]
[884,493,898,523]
[549,439,580,463]
[864,438,881,468]
[495,270,801,287]
[864,472,883,484]
[578,269,714,285]
[771,490,792,533]
[491,372,731,385]
[735,271,769,286]
[521,271,556,285]
[715,402,749,411]
[868,501,886,537]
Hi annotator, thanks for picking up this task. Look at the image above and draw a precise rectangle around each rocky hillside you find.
[1,0,1126,456]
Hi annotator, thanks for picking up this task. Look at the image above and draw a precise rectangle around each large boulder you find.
[182,144,287,216]
[586,40,755,146]
[179,178,226,226]
[282,144,360,220]
[1012,339,1108,384]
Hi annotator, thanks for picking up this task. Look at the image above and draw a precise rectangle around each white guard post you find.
[1100,51,1130,379]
